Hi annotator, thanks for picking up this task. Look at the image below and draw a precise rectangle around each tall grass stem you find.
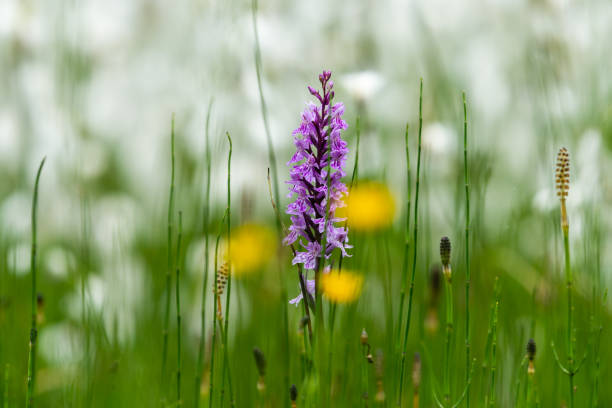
[25,157,45,408]
[397,78,423,406]
[195,99,213,408]
[462,92,471,407]
[162,115,176,394]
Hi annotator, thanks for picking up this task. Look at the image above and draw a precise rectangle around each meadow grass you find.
[0,68,610,408]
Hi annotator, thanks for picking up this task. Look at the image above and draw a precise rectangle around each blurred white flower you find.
[92,194,139,256]
[80,139,109,181]
[6,242,30,276]
[1,191,31,237]
[422,122,456,155]
[39,323,83,366]
[45,246,76,280]
[340,71,385,103]
[67,257,147,345]
[573,129,602,204]
[0,109,20,168]
[532,187,555,213]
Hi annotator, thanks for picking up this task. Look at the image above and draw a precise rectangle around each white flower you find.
[340,70,385,103]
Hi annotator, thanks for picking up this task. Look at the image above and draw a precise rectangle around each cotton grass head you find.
[321,270,363,303]
[337,181,395,231]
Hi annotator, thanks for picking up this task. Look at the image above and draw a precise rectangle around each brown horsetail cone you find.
[361,328,369,345]
[555,147,570,200]
[253,347,266,392]
[526,338,536,375]
[440,237,452,279]
[526,338,536,361]
[252,347,266,377]
[290,384,298,406]
[215,262,230,295]
[555,147,570,231]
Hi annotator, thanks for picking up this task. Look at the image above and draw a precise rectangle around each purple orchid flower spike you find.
[289,279,315,307]
[285,70,351,304]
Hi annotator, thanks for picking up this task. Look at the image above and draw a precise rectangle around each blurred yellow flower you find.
[321,270,364,303]
[226,224,276,276]
[337,181,395,231]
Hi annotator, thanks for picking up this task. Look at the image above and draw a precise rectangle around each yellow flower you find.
[226,224,276,276]
[336,181,395,231]
[321,270,364,303]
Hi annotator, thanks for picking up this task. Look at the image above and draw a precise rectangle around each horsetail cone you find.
[526,338,536,375]
[526,338,536,361]
[290,384,298,407]
[440,237,452,280]
[555,147,570,232]
[253,348,266,377]
[253,347,266,392]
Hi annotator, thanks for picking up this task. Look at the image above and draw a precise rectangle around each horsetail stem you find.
[161,115,176,394]
[440,237,453,405]
[4,364,9,408]
[208,210,227,407]
[175,211,183,404]
[396,122,411,350]
[219,132,235,407]
[462,92,471,408]
[526,339,536,407]
[25,157,45,408]
[555,147,575,407]
[195,98,213,408]
[398,78,423,406]
[488,278,500,407]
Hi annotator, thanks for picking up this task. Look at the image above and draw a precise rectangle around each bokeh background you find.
[1,0,611,406]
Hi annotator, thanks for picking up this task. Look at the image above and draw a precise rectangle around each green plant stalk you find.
[3,364,8,408]
[175,212,183,404]
[512,356,526,407]
[251,2,290,401]
[488,299,499,407]
[396,123,411,351]
[162,115,176,393]
[443,276,454,405]
[480,294,495,401]
[398,78,423,406]
[25,157,45,408]
[361,344,369,407]
[208,214,226,407]
[79,195,92,406]
[217,320,235,408]
[481,278,499,406]
[593,325,602,407]
[526,371,535,408]
[563,228,574,408]
[219,132,234,407]
[462,92,471,408]
[195,98,213,408]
